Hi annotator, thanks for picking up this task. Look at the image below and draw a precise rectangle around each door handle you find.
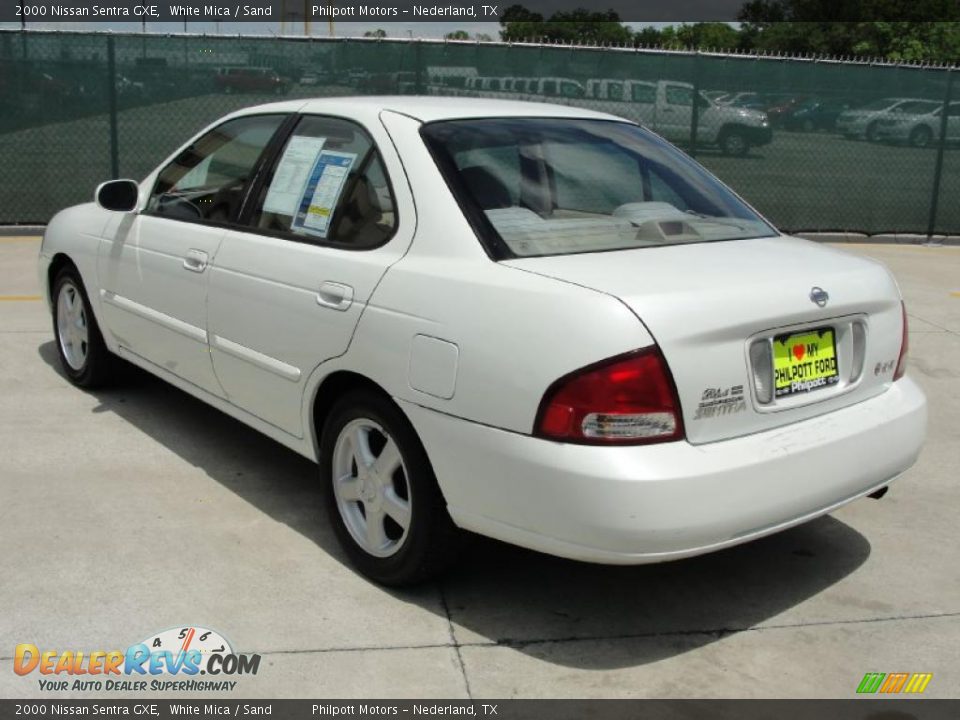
[316,281,353,311]
[182,249,208,273]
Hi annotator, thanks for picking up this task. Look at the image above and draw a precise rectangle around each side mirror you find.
[95,179,139,212]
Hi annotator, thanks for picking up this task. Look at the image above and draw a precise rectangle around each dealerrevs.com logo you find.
[14,627,261,692]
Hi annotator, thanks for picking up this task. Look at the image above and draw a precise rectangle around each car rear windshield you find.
[421,118,776,259]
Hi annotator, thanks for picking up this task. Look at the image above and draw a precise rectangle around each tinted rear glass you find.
[422,118,776,259]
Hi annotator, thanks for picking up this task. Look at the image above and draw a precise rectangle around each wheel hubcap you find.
[727,136,745,154]
[56,281,89,371]
[332,418,412,558]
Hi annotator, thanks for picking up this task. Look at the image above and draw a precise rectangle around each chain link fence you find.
[1,30,957,234]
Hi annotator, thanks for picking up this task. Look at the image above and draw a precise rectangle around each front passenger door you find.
[97,114,287,394]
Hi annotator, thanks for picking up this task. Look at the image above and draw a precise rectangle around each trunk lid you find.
[505,236,904,444]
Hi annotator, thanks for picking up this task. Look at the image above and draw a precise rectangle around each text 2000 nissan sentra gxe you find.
[38,97,926,585]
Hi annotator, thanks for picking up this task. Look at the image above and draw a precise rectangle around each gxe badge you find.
[810,286,830,307]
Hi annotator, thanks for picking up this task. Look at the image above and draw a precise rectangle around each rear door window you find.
[247,115,397,249]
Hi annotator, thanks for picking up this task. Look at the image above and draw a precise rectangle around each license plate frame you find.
[773,326,840,399]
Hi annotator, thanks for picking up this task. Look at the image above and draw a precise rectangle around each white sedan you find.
[39,97,927,585]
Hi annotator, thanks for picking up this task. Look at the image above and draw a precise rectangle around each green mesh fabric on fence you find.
[0,31,957,234]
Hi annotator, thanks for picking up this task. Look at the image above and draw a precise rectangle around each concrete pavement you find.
[0,237,957,699]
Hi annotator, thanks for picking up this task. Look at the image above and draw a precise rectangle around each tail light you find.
[534,347,684,445]
[894,301,909,381]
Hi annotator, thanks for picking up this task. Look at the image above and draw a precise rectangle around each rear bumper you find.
[401,377,926,564]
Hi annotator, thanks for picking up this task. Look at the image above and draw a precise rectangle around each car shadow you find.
[38,341,872,670]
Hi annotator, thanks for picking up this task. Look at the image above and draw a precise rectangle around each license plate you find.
[773,327,840,398]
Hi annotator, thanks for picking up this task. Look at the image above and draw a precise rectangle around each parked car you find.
[835,97,923,142]
[214,67,286,95]
[466,75,586,99]
[764,95,809,127]
[115,75,146,103]
[873,100,959,148]
[782,98,853,132]
[702,90,730,103]
[585,79,772,156]
[39,97,926,585]
[715,91,758,106]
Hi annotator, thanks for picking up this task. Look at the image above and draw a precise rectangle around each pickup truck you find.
[583,79,772,156]
[426,75,771,156]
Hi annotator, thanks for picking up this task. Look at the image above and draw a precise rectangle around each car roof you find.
[237,95,625,124]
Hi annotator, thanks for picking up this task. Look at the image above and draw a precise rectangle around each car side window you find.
[665,86,693,107]
[248,115,397,248]
[632,84,655,104]
[147,114,285,224]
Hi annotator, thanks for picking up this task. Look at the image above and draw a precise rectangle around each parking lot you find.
[1,236,958,698]
[2,88,959,234]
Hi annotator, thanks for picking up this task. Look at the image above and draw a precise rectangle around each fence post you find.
[688,51,702,157]
[106,35,119,179]
[926,68,955,240]
[414,40,424,94]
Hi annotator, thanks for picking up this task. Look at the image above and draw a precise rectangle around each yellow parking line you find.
[0,295,42,301]
[951,291,960,298]
[0,236,42,242]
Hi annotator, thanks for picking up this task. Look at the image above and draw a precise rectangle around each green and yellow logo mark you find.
[857,672,932,694]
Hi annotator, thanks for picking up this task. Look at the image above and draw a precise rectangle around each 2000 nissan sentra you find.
[39,97,927,585]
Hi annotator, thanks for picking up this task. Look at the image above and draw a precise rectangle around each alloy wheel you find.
[332,418,412,558]
[56,280,89,371]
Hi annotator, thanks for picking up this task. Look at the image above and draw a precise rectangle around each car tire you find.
[320,388,462,586]
[865,122,879,143]
[719,129,750,157]
[910,126,933,148]
[51,266,115,389]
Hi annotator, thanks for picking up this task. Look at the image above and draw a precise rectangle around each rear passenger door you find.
[206,114,414,437]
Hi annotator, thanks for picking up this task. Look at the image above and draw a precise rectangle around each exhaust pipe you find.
[868,487,889,500]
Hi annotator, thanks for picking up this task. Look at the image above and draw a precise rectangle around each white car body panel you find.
[403,375,925,562]
[39,96,927,565]
[873,101,960,144]
[505,235,905,444]
[98,215,226,393]
[835,97,919,139]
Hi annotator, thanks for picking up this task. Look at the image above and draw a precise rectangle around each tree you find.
[444,30,471,40]
[632,25,664,47]
[499,4,545,41]
[500,7,632,44]
[675,23,741,50]
[738,1,960,62]
[363,29,387,39]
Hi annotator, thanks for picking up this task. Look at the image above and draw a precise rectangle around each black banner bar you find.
[2,0,960,23]
[1,700,959,720]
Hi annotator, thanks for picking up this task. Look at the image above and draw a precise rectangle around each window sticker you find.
[291,150,357,238]
[263,135,327,216]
